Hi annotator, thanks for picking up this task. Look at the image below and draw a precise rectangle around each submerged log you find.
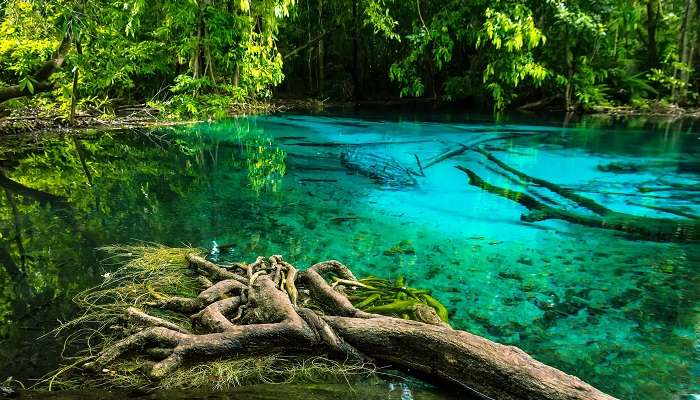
[457,150,699,242]
[421,144,468,169]
[72,250,616,400]
[340,149,418,187]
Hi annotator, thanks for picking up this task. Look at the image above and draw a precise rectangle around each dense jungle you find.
[1,0,700,118]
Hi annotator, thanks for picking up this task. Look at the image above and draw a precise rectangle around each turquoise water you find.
[0,113,698,399]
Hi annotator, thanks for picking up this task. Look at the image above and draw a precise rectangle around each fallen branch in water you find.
[419,132,547,170]
[457,150,700,242]
[421,144,468,169]
[48,246,616,400]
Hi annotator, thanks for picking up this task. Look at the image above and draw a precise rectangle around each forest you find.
[1,0,699,120]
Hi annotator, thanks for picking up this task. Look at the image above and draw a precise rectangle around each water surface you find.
[0,113,698,399]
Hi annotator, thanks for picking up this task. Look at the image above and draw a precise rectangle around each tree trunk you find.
[352,0,360,102]
[203,22,217,82]
[3,189,26,271]
[307,0,313,93]
[317,0,324,98]
[678,0,697,101]
[0,173,68,207]
[646,0,660,69]
[192,17,204,79]
[325,316,614,400]
[69,39,83,123]
[564,30,574,112]
[81,253,617,400]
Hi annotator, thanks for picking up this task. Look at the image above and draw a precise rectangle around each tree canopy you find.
[1,0,699,115]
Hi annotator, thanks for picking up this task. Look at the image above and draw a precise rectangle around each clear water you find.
[0,112,698,399]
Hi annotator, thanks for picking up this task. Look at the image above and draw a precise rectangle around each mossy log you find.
[457,149,699,242]
[78,251,616,400]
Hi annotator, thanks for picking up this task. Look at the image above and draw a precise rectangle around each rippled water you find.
[0,112,698,399]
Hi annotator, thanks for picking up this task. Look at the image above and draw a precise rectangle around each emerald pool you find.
[0,112,698,399]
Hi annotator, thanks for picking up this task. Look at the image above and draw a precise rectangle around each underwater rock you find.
[383,240,416,256]
[340,149,418,187]
[425,264,441,280]
[498,271,523,281]
[517,256,534,266]
[597,162,642,173]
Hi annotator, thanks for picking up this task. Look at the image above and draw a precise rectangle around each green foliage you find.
[285,0,699,111]
[363,0,400,41]
[2,0,700,113]
[0,2,56,90]
[0,0,295,117]
[647,52,694,100]
[478,5,548,109]
[571,58,610,109]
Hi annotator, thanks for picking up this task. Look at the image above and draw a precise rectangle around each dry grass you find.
[52,355,377,391]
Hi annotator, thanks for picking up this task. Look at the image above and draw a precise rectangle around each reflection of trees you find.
[0,173,68,207]
[186,119,287,193]
[0,122,287,379]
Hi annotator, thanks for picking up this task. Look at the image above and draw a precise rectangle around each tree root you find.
[73,251,616,400]
[457,149,699,242]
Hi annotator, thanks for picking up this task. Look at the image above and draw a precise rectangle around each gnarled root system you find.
[74,250,615,400]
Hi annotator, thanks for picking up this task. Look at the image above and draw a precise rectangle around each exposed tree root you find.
[457,149,699,242]
[64,247,616,400]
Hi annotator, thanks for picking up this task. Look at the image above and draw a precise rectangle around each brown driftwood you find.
[457,149,699,242]
[84,253,616,400]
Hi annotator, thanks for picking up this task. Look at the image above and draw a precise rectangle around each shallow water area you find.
[0,112,698,399]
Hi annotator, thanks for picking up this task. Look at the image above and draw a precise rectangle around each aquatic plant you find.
[346,275,448,323]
